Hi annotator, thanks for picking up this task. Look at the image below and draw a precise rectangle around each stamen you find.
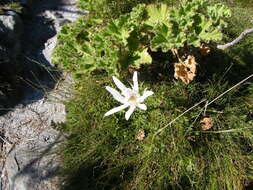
[128,94,138,104]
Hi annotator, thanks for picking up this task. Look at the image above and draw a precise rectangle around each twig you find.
[146,73,253,157]
[201,127,253,134]
[0,135,11,145]
[217,27,253,50]
[203,100,208,116]
[1,143,16,179]
[147,99,206,155]
[206,74,253,106]
[154,73,253,137]
[153,99,206,137]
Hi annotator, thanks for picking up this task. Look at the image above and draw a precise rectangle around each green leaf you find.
[132,48,152,68]
[145,4,171,26]
[151,23,178,52]
[106,15,132,46]
[198,18,223,42]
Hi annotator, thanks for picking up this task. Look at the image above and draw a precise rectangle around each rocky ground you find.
[0,0,87,189]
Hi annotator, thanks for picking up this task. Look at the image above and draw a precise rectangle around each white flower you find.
[104,72,154,120]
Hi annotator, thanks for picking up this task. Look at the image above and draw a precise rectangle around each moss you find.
[59,71,252,189]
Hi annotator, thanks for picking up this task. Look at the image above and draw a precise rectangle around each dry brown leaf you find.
[200,44,211,55]
[136,129,145,141]
[174,63,196,84]
[200,117,214,131]
[174,55,197,84]
[184,55,197,73]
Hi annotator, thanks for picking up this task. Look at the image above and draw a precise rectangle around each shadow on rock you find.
[0,0,86,115]
[7,134,64,190]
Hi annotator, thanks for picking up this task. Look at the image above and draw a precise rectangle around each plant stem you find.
[217,27,253,50]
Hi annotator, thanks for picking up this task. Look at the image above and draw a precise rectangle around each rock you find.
[4,129,62,190]
[0,11,24,111]
[42,3,87,63]
[0,74,73,190]
[0,0,84,189]
[0,10,23,65]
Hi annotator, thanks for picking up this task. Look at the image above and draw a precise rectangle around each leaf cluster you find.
[54,0,231,77]
[150,0,231,51]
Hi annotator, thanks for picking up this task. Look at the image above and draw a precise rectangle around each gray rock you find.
[0,11,23,63]
[0,11,24,111]
[0,0,85,189]
[0,72,74,190]
[0,90,65,189]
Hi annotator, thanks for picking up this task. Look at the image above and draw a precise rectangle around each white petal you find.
[139,90,154,102]
[137,103,147,110]
[133,71,139,92]
[112,76,127,92]
[106,86,125,104]
[121,88,133,98]
[125,105,136,120]
[104,104,129,117]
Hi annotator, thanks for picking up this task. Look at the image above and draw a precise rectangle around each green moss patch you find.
[59,71,253,189]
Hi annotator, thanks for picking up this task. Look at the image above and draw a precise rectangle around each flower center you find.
[128,94,138,104]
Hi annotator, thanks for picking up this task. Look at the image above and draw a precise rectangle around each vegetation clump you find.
[53,0,253,189]
[53,0,231,78]
[60,73,253,190]
[0,2,23,14]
